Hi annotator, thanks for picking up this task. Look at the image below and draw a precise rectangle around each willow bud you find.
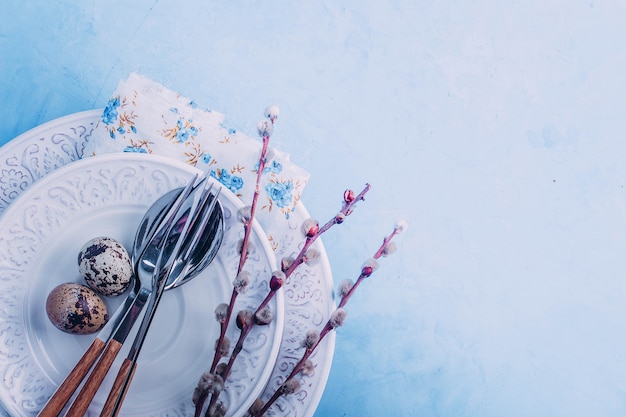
[281,256,295,272]
[395,219,409,233]
[208,401,227,417]
[301,359,315,376]
[301,218,319,238]
[343,189,355,203]
[237,205,252,224]
[236,310,254,330]
[338,279,354,298]
[270,270,285,291]
[214,303,229,323]
[264,104,280,122]
[249,398,265,415]
[361,258,379,277]
[382,241,397,257]
[192,372,215,405]
[212,374,225,393]
[215,362,228,378]
[280,378,301,395]
[254,307,274,325]
[215,336,230,357]
[237,238,255,256]
[257,120,273,137]
[304,248,321,266]
[300,329,320,349]
[329,308,347,328]
[233,270,251,294]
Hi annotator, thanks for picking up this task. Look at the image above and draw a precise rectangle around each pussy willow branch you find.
[194,110,275,417]
[255,183,371,314]
[205,183,372,416]
[248,222,405,417]
[237,134,270,275]
[208,133,269,374]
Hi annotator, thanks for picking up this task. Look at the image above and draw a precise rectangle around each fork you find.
[100,183,222,417]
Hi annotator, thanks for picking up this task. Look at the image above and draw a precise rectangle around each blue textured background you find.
[2,1,626,416]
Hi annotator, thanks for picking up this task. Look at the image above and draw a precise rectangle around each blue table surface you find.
[3,1,626,416]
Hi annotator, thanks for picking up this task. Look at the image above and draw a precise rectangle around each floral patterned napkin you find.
[83,73,309,232]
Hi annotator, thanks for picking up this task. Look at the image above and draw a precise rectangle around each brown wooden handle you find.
[99,358,137,417]
[37,337,106,417]
[64,339,123,417]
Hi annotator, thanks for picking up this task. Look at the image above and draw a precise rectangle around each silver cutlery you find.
[37,174,224,417]
[100,183,223,417]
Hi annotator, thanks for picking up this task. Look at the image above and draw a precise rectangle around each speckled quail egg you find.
[78,236,133,297]
[45,283,109,335]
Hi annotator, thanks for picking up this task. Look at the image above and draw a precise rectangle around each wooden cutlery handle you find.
[37,337,106,417]
[64,339,123,417]
[99,358,137,417]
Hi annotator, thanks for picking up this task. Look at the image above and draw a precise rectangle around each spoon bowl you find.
[133,184,224,291]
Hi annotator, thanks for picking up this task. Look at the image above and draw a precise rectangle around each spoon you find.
[101,184,223,417]
[37,175,223,417]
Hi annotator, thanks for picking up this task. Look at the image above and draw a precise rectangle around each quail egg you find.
[78,236,133,297]
[45,283,109,335]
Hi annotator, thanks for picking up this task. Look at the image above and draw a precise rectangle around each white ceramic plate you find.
[0,111,335,417]
[0,153,283,417]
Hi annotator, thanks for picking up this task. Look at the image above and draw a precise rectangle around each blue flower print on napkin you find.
[176,119,199,143]
[100,95,138,139]
[201,153,212,164]
[163,118,200,144]
[101,97,120,125]
[255,160,283,175]
[265,180,294,216]
[123,145,148,154]
[211,168,244,194]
